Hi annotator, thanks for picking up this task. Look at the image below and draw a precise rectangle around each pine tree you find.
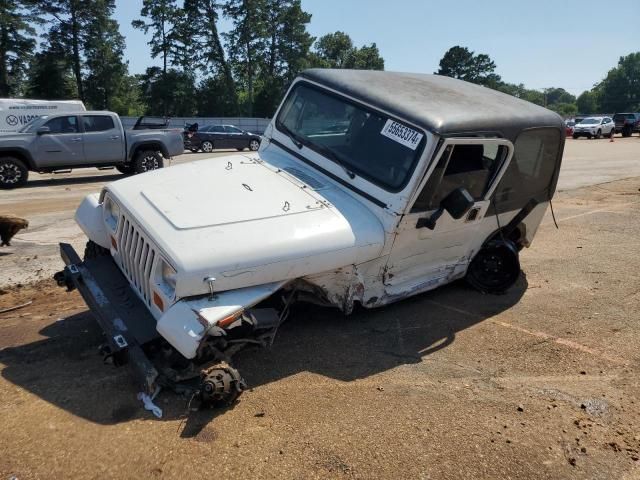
[0,0,39,96]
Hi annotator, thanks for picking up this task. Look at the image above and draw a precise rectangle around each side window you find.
[412,143,507,212]
[210,126,225,133]
[44,116,78,134]
[225,126,243,134]
[83,115,115,132]
[494,128,561,205]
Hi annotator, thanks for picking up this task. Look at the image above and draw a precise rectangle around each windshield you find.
[580,118,599,124]
[18,116,49,133]
[275,83,426,191]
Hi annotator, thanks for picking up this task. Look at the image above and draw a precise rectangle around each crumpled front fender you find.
[156,281,287,359]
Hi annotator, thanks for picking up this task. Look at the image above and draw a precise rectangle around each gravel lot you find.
[0,138,639,479]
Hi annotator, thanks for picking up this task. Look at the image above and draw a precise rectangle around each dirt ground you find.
[0,142,640,479]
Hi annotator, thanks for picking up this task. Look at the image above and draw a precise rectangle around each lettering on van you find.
[380,120,424,150]
[5,114,42,126]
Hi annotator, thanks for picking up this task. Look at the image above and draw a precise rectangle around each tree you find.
[596,53,640,112]
[0,0,39,96]
[223,0,268,116]
[139,66,196,116]
[436,46,501,86]
[253,0,314,116]
[344,43,384,70]
[25,48,77,99]
[182,0,239,114]
[83,1,127,110]
[313,31,353,68]
[576,90,598,114]
[39,0,98,101]
[312,32,384,71]
[132,0,181,114]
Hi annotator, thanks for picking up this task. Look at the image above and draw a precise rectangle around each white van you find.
[0,99,86,133]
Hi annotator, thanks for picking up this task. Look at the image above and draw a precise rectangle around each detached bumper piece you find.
[56,242,161,395]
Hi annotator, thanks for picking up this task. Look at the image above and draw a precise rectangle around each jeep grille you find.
[116,214,156,306]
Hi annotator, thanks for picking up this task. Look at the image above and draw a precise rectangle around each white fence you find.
[120,116,272,134]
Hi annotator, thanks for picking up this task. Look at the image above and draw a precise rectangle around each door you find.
[224,125,248,149]
[81,115,124,164]
[384,138,513,296]
[33,115,84,168]
[200,125,227,149]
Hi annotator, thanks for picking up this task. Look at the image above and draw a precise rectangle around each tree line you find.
[1,0,384,117]
[1,1,637,118]
[436,46,640,116]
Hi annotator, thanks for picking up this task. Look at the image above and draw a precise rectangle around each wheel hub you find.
[141,156,159,171]
[0,164,21,184]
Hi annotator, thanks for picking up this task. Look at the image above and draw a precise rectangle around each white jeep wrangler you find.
[56,69,564,405]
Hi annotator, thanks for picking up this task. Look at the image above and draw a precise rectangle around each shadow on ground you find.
[0,275,527,431]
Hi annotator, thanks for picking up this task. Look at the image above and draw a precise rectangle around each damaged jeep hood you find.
[107,153,385,297]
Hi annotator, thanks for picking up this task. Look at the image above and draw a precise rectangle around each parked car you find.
[572,116,615,139]
[56,69,564,405]
[0,112,184,188]
[565,120,575,136]
[613,112,640,137]
[184,124,261,153]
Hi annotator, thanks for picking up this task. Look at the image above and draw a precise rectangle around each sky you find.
[114,0,640,96]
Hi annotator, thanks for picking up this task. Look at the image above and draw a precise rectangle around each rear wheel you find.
[622,126,632,137]
[466,240,521,294]
[572,134,578,139]
[134,150,164,174]
[201,141,214,153]
[608,128,615,138]
[0,157,28,189]
[190,148,199,153]
[595,129,601,139]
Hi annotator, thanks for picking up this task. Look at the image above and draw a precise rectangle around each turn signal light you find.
[153,291,164,312]
[217,311,244,328]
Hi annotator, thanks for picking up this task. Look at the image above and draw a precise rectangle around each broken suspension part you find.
[199,362,247,406]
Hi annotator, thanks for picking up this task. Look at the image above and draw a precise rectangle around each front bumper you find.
[56,242,160,395]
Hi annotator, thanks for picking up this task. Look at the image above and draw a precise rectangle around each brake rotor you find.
[199,362,247,407]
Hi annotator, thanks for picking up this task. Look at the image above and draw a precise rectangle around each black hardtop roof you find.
[299,69,564,140]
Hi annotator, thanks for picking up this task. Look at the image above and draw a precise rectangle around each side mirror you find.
[416,187,475,230]
[36,126,51,135]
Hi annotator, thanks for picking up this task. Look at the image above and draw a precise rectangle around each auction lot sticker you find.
[380,119,423,150]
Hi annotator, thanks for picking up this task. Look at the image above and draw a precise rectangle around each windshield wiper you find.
[278,123,305,150]
[313,144,356,180]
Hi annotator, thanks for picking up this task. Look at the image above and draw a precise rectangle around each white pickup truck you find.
[0,111,184,188]
[56,70,564,405]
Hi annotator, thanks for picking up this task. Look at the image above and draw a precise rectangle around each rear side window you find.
[225,126,243,133]
[493,128,561,206]
[209,126,225,133]
[83,115,115,132]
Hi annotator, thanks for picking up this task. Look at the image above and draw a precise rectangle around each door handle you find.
[110,135,120,140]
[70,137,82,142]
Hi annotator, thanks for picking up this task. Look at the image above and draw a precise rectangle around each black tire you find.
[572,134,578,139]
[116,164,135,175]
[466,239,521,294]
[249,139,260,151]
[608,129,615,138]
[236,147,245,151]
[190,148,199,153]
[0,157,29,189]
[84,240,110,260]
[201,140,214,153]
[622,126,632,137]
[595,129,601,139]
[134,150,164,174]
